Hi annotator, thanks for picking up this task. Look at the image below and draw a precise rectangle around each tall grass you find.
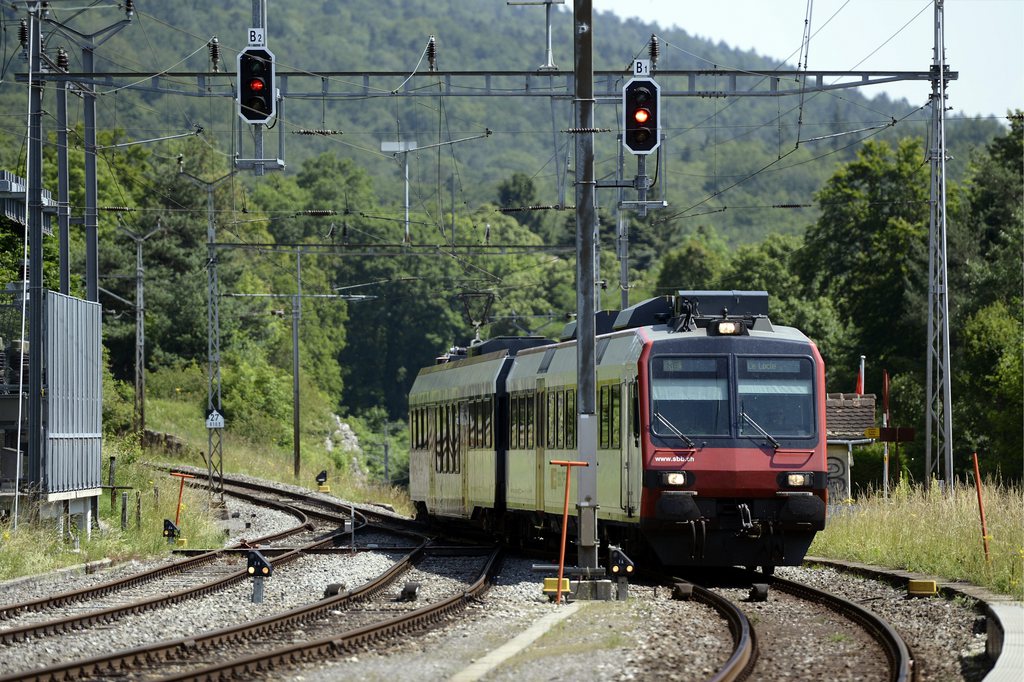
[1,393,413,582]
[811,479,1024,598]
[0,441,227,581]
[145,397,413,515]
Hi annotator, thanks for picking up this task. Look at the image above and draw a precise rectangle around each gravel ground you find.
[0,481,997,682]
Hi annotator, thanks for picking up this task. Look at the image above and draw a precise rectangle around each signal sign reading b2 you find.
[237,47,276,124]
[623,77,660,155]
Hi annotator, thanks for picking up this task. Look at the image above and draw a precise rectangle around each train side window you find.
[434,406,444,472]
[556,390,565,449]
[417,408,424,449]
[630,382,640,443]
[526,393,535,448]
[427,406,434,452]
[484,397,492,448]
[610,386,621,449]
[471,400,480,448]
[599,384,611,448]
[566,389,576,449]
[511,395,520,449]
[546,391,555,448]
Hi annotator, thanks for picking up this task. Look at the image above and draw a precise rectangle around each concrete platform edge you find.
[805,555,1023,681]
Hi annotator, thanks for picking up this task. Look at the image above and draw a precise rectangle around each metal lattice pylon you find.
[925,0,954,490]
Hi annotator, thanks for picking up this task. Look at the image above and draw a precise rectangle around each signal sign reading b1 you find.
[623,77,660,155]
[237,47,276,124]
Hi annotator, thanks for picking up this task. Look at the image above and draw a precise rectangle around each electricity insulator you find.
[209,37,220,73]
[57,47,69,71]
[124,0,135,18]
[19,20,28,49]
[427,35,437,72]
[299,209,337,216]
[649,34,660,67]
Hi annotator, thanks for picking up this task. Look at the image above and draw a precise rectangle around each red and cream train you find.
[408,291,828,571]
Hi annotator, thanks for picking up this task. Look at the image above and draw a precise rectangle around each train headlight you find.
[785,472,813,487]
[661,471,688,486]
[708,319,747,336]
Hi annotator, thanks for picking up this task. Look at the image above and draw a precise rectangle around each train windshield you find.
[651,357,730,436]
[737,357,814,437]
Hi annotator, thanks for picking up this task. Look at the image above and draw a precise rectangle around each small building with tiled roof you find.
[825,393,876,502]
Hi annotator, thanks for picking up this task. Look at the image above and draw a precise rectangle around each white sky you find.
[589,0,1023,119]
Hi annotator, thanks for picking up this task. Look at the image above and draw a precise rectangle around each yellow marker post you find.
[169,471,196,528]
[549,460,588,605]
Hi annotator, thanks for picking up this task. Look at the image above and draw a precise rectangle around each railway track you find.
[1,543,498,682]
[0,472,498,682]
[685,570,914,682]
[0,470,975,681]
[769,574,913,682]
[0,489,316,644]
[686,582,758,681]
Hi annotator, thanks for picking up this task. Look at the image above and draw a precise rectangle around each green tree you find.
[654,225,729,294]
[957,302,1023,478]
[796,138,932,384]
[716,233,853,385]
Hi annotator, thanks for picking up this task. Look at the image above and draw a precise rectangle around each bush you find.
[147,360,207,402]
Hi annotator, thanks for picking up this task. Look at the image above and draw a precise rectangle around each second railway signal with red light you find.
[237,46,276,124]
[623,77,661,155]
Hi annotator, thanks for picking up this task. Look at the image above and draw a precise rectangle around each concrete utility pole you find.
[573,0,599,571]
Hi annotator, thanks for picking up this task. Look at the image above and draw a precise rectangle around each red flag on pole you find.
[855,355,865,395]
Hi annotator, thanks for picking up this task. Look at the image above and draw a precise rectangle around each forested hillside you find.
[0,2,1018,483]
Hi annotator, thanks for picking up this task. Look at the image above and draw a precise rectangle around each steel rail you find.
[0,490,311,625]
[770,575,913,682]
[158,546,502,682]
[689,583,759,682]
[0,540,439,682]
[0,473,432,682]
[0,478,373,647]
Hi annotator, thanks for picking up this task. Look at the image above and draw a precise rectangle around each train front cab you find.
[637,324,828,570]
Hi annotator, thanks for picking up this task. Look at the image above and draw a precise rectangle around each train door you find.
[621,381,641,516]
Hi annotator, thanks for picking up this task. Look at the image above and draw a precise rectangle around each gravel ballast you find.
[0,480,997,681]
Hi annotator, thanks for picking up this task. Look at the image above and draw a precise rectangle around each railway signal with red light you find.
[623,77,661,155]
[237,47,276,124]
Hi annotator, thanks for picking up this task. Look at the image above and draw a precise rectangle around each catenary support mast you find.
[573,0,599,571]
[925,0,954,490]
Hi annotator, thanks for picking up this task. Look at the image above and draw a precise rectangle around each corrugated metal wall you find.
[45,291,102,493]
